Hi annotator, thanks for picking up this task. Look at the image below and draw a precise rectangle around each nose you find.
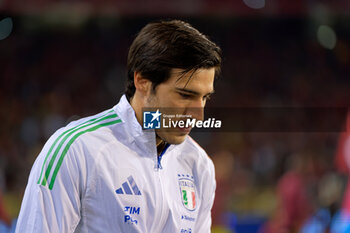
[185,98,205,121]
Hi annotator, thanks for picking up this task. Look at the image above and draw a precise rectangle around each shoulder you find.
[35,108,123,189]
[54,108,122,150]
[181,136,215,174]
[182,136,211,160]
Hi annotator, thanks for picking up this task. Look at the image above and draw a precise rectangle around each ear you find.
[134,72,152,96]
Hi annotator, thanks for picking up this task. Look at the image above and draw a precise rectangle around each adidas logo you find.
[116,176,141,195]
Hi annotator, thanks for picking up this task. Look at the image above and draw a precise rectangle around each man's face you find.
[145,68,215,145]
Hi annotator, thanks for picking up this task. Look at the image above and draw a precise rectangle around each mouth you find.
[176,126,192,133]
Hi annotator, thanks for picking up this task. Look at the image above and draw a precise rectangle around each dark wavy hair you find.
[125,19,222,100]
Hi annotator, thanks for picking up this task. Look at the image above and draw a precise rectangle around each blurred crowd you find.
[0,16,350,232]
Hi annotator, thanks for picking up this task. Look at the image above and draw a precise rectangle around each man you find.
[16,19,222,232]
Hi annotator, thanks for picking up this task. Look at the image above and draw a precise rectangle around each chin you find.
[168,135,187,145]
[158,132,188,145]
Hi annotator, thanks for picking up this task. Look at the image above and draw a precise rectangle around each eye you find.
[179,93,192,99]
[203,95,211,101]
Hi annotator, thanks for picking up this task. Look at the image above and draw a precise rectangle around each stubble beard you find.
[146,93,187,145]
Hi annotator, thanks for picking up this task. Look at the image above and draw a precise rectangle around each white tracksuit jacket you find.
[16,95,216,233]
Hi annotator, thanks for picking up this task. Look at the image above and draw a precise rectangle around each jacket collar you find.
[113,95,158,157]
[113,95,178,161]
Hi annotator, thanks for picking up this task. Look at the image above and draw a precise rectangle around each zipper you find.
[152,143,170,232]
[157,143,170,169]
[154,168,168,232]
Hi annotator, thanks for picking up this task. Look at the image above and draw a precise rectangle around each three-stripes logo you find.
[116,176,141,195]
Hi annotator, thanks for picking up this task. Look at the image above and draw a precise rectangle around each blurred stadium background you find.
[1,0,350,232]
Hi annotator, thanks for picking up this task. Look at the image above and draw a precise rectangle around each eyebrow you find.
[175,87,215,96]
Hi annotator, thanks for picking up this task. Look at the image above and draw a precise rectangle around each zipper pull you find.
[157,156,163,169]
[155,143,170,171]
[154,163,160,171]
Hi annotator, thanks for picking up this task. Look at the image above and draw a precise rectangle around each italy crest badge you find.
[178,174,196,211]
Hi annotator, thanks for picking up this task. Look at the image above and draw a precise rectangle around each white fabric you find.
[16,95,216,233]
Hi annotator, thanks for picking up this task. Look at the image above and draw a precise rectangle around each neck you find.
[156,138,167,155]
